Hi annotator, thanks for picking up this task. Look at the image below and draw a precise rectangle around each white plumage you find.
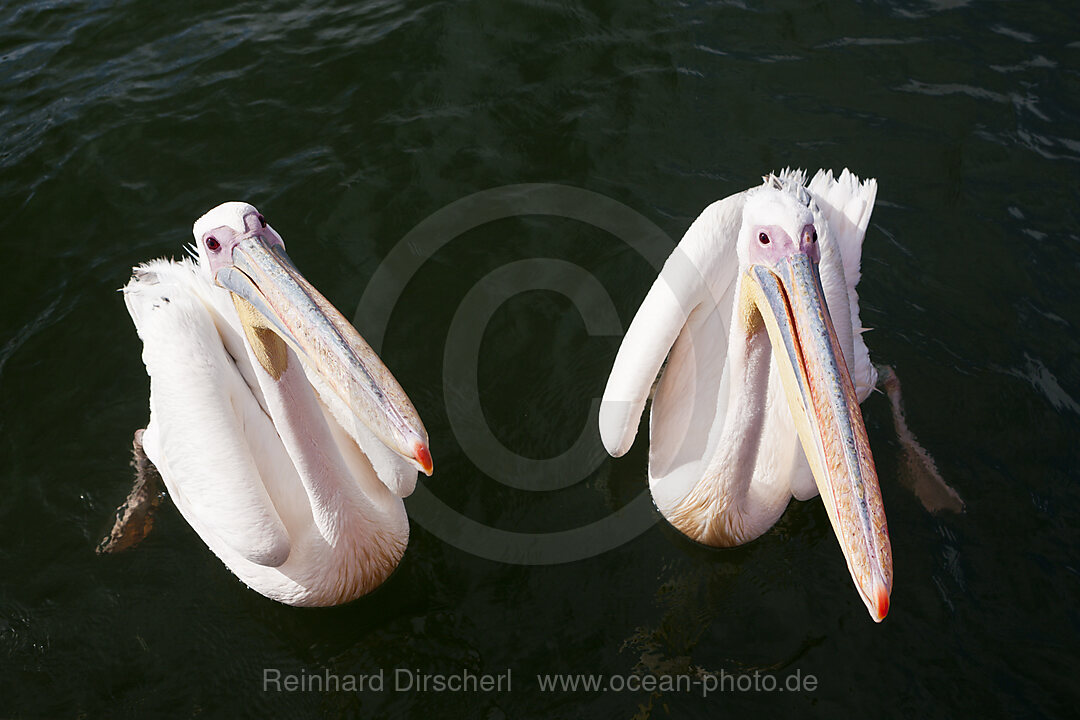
[121,202,428,606]
[601,169,891,619]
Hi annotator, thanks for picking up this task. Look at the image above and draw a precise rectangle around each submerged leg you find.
[97,429,166,554]
[876,365,964,514]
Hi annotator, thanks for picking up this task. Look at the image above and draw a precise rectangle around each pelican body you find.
[120,202,432,606]
[600,169,892,621]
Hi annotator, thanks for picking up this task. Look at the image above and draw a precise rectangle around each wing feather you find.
[807,168,879,400]
[126,262,292,567]
[601,192,746,465]
[599,263,699,458]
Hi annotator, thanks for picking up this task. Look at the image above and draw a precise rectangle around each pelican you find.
[600,169,892,621]
[105,202,432,606]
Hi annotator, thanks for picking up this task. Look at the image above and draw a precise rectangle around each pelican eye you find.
[257,214,267,228]
[206,236,221,252]
[758,232,770,245]
[811,229,818,243]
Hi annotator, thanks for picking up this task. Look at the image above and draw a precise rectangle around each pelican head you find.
[192,202,433,476]
[738,179,891,621]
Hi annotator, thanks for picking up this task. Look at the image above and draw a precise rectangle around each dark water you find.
[2,0,1079,717]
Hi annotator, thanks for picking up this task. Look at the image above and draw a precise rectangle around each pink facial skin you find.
[747,222,820,267]
[195,208,287,281]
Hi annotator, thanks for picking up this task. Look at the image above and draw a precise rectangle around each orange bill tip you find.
[415,442,433,476]
[873,578,890,622]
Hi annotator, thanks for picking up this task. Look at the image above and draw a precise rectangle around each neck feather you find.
[666,275,784,545]
[237,314,386,543]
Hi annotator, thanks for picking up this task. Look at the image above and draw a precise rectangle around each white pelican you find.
[105,202,433,607]
[600,169,892,621]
